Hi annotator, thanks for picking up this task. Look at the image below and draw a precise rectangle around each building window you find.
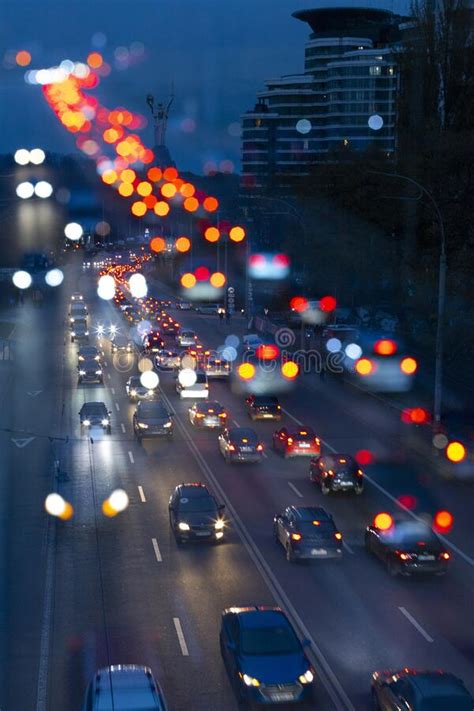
[369,66,382,76]
[255,118,262,127]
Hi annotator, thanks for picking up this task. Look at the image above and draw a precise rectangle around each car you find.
[126,375,156,401]
[176,329,197,347]
[242,333,263,350]
[371,669,474,710]
[71,292,84,302]
[273,506,343,562]
[143,331,165,353]
[71,321,89,343]
[218,427,264,463]
[78,345,101,363]
[273,427,321,458]
[194,303,223,315]
[111,334,134,353]
[310,454,364,494]
[176,370,209,399]
[78,359,104,384]
[133,400,173,441]
[82,664,168,711]
[168,482,226,543]
[161,320,179,335]
[69,303,88,325]
[205,356,231,379]
[176,300,192,310]
[79,402,111,432]
[365,519,450,577]
[220,606,315,705]
[246,395,282,421]
[189,401,228,428]
[156,349,181,370]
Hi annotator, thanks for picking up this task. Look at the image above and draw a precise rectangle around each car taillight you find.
[398,552,411,560]
[440,552,450,560]
[219,413,227,418]
[400,357,417,375]
[196,413,205,419]
[334,532,342,541]
[287,437,294,446]
[315,437,320,445]
[256,444,264,452]
[357,469,364,477]
[356,358,374,376]
[228,444,236,452]
[291,533,302,541]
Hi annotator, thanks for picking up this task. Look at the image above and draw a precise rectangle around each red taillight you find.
[228,444,236,452]
[398,552,410,561]
[256,444,264,452]
[291,533,302,541]
[287,437,294,446]
[334,532,342,541]
[440,552,450,560]
[315,437,320,445]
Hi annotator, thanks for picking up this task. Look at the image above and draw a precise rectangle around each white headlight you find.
[215,520,225,530]
[178,522,190,531]
[163,421,172,428]
[83,419,91,426]
[79,370,86,375]
[138,422,148,429]
[130,389,137,397]
[298,670,314,685]
[242,675,260,687]
[101,419,109,426]
[96,370,102,375]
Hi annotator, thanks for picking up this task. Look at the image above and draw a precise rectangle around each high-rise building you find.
[241,6,409,192]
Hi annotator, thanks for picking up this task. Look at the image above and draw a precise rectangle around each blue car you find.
[220,606,315,705]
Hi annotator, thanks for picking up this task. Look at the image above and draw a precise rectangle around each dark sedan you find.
[133,401,173,441]
[78,359,104,384]
[79,402,111,433]
[142,331,164,353]
[273,427,321,458]
[189,401,228,428]
[273,506,343,562]
[246,395,282,421]
[220,606,315,705]
[218,427,264,463]
[371,669,473,710]
[365,519,450,577]
[168,483,225,543]
[310,454,364,495]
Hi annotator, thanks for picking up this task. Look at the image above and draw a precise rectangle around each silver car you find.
[176,329,197,347]
[126,376,156,401]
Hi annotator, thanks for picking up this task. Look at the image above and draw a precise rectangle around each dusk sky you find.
[1,0,410,173]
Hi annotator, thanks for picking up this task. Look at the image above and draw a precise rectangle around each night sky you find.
[1,0,410,173]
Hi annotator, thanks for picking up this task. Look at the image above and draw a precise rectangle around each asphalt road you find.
[3,262,473,711]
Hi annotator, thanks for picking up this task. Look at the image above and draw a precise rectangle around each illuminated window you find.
[370,66,382,76]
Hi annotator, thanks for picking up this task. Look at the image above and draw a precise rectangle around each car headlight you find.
[298,670,314,685]
[85,331,89,336]
[79,370,86,376]
[79,356,84,361]
[215,519,225,530]
[178,522,190,531]
[70,318,74,323]
[83,419,91,426]
[242,674,260,688]
[138,422,148,429]
[163,421,172,428]
[101,419,109,426]
[96,370,102,375]
[71,331,76,337]
[130,389,137,397]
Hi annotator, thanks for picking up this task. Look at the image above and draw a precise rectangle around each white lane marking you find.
[157,387,354,711]
[399,607,434,643]
[138,485,146,502]
[107,373,111,380]
[12,437,35,448]
[115,402,120,411]
[128,451,134,464]
[173,617,189,656]
[288,482,303,498]
[152,538,162,562]
[232,419,240,427]
[262,451,268,458]
[35,515,55,711]
[343,541,354,555]
[111,387,115,395]
[121,423,126,433]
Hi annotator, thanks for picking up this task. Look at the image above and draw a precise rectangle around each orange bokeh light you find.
[87,52,103,69]
[434,510,454,533]
[161,183,177,199]
[102,169,118,185]
[16,50,32,67]
[400,357,417,375]
[446,441,466,463]
[120,169,136,183]
[136,181,152,197]
[181,273,197,289]
[150,237,166,253]
[356,358,374,376]
[373,512,393,531]
[281,361,299,379]
[375,339,397,356]
[147,167,162,182]
[118,182,134,197]
[163,167,178,181]
[175,237,191,253]
[238,363,256,380]
[210,272,226,288]
[229,226,246,242]
[203,196,219,212]
[204,227,220,243]
[131,201,147,217]
[180,183,195,198]
[154,201,170,217]
[184,197,199,212]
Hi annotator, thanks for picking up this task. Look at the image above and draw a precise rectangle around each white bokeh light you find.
[345,343,363,360]
[326,338,342,353]
[178,368,197,387]
[129,273,148,299]
[14,149,30,165]
[368,114,384,131]
[108,489,129,513]
[45,268,64,287]
[12,270,32,289]
[64,222,83,241]
[16,181,34,199]
[29,148,46,165]
[97,275,115,300]
[296,119,312,135]
[45,493,66,517]
[140,370,159,389]
[34,181,53,199]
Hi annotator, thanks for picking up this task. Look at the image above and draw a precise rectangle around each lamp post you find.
[368,170,446,426]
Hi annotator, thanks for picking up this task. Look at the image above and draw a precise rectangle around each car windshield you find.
[177,495,216,513]
[241,624,301,656]
[298,521,334,534]
[138,404,167,416]
[254,397,279,406]
[230,429,257,444]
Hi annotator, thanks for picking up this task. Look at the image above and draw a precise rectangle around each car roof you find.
[80,345,98,352]
[137,401,167,413]
[291,506,332,522]
[93,665,162,710]
[176,483,211,497]
[82,401,107,411]
[128,375,141,383]
[228,427,257,439]
[409,672,470,698]
[324,454,357,467]
[233,607,290,630]
[196,401,222,409]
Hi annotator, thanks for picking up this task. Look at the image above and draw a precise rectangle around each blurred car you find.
[79,402,111,433]
[161,320,179,335]
[310,454,364,494]
[273,427,321,458]
[69,303,88,324]
[125,375,156,401]
[365,519,450,577]
[246,395,282,421]
[188,401,228,428]
[176,300,192,310]
[78,345,101,363]
[111,334,134,353]
[168,482,225,543]
[156,349,181,370]
[371,669,473,710]
[133,401,173,441]
[274,506,343,562]
[176,329,197,347]
[143,331,165,353]
[342,333,417,393]
[242,333,263,350]
[71,321,89,343]
[218,427,264,463]
[82,664,168,711]
[70,292,84,302]
[194,303,223,315]
[220,606,315,705]
[78,360,103,384]
[176,370,209,399]
[435,411,474,481]
[205,356,231,379]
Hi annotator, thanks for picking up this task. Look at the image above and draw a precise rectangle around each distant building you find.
[241,6,409,193]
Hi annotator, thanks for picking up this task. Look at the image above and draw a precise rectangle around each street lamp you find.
[368,170,446,426]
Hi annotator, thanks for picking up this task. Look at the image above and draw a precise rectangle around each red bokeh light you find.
[256,344,280,360]
[320,295,337,312]
[290,296,308,313]
[273,253,290,267]
[397,494,418,510]
[433,510,454,533]
[195,266,210,282]
[355,449,374,465]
